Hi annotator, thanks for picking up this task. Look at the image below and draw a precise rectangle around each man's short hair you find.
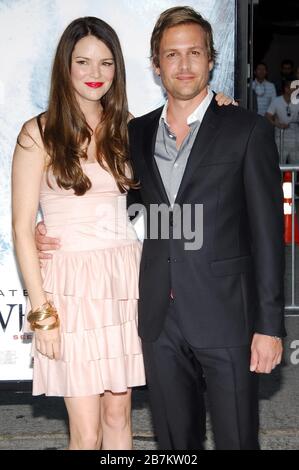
[281,59,294,68]
[150,6,217,67]
[282,78,296,92]
[254,62,268,71]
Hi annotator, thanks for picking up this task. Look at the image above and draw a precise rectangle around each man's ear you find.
[153,60,161,76]
[209,61,214,72]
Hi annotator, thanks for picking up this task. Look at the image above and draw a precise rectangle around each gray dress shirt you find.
[154,88,213,207]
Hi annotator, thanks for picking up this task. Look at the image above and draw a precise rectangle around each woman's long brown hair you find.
[41,16,137,195]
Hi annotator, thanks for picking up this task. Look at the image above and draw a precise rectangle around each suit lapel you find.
[141,96,223,206]
[143,107,170,205]
[175,96,222,205]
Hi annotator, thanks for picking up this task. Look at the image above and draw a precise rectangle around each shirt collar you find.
[160,87,214,127]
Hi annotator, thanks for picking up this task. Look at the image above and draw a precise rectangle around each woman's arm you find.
[12,118,46,309]
[12,118,60,359]
[215,92,237,106]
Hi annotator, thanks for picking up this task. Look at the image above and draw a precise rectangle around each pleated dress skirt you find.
[25,163,146,397]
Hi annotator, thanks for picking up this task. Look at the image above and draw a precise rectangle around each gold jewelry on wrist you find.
[27,301,60,331]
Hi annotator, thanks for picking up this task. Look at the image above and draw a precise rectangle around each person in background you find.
[266,79,299,164]
[275,59,295,95]
[252,62,276,116]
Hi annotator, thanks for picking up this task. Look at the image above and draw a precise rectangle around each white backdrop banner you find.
[0,0,235,380]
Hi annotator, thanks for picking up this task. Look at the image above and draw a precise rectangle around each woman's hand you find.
[215,92,238,106]
[35,321,61,360]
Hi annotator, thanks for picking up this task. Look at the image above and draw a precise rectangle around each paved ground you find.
[0,314,298,451]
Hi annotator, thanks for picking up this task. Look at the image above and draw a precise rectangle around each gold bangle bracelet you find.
[32,317,60,331]
[27,301,60,331]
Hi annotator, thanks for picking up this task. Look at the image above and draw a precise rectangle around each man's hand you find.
[215,92,238,106]
[276,122,289,130]
[35,221,60,260]
[250,333,283,374]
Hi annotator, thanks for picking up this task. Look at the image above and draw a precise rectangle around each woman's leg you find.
[64,395,102,450]
[101,389,132,450]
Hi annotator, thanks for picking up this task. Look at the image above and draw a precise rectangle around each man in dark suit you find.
[127,6,285,449]
[36,6,285,450]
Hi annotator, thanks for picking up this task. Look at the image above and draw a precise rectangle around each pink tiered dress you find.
[26,162,145,397]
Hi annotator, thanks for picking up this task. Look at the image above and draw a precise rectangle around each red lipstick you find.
[85,82,104,88]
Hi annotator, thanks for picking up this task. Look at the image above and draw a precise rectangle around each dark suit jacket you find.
[128,96,286,348]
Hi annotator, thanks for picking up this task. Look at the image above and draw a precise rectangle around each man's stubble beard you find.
[161,74,209,102]
[168,82,208,101]
[169,87,204,101]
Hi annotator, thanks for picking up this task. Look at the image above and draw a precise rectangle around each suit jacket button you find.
[167,257,171,263]
[169,212,173,226]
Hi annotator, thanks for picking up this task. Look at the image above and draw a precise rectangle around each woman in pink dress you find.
[12,17,145,450]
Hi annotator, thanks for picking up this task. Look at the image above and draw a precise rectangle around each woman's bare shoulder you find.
[18,113,46,148]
